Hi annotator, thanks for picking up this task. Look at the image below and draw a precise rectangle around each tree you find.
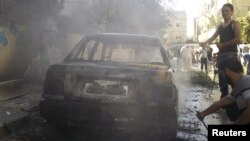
[15,0,172,82]
[238,16,250,43]
[200,8,222,33]
[231,0,250,43]
[199,0,249,43]
[15,0,64,24]
[204,14,221,32]
[59,0,172,37]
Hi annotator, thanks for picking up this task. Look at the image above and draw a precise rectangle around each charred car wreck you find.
[39,33,178,140]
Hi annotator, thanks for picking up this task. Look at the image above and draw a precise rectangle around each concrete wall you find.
[0,20,27,81]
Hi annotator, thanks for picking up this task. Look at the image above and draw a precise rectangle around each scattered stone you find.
[6,111,11,116]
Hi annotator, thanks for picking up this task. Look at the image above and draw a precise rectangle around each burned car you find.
[39,33,178,140]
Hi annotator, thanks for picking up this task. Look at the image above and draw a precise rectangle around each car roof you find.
[84,33,162,46]
[87,33,158,40]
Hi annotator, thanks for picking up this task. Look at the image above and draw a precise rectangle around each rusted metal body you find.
[39,33,178,140]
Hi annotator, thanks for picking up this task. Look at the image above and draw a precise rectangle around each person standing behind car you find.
[200,46,208,73]
[181,46,194,70]
[207,46,213,61]
[200,3,241,99]
[243,53,250,75]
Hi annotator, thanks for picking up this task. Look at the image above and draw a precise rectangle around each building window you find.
[176,36,182,39]
[176,23,181,27]
[248,6,250,11]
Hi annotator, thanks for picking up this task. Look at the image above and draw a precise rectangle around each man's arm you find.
[200,28,220,47]
[235,100,250,124]
[218,21,241,49]
[197,97,234,121]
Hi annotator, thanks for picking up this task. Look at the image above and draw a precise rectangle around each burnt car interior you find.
[39,34,177,141]
[64,35,171,67]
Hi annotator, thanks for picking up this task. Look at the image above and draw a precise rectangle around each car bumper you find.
[39,100,177,132]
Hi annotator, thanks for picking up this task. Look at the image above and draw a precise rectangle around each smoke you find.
[173,70,191,108]
[16,0,174,83]
[58,0,172,35]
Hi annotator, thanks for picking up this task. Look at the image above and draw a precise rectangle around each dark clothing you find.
[248,63,250,75]
[217,53,238,98]
[214,20,242,122]
[243,54,250,64]
[219,20,238,53]
[207,48,213,61]
[177,48,181,70]
[243,54,250,75]
[218,69,229,98]
[217,20,238,99]
[200,58,207,71]
[225,76,250,121]
[243,54,250,61]
[225,103,244,121]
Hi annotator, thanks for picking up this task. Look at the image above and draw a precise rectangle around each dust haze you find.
[19,0,175,83]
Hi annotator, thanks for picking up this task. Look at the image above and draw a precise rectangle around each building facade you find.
[164,11,187,47]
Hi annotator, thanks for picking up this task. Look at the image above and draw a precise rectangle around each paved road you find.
[174,70,228,141]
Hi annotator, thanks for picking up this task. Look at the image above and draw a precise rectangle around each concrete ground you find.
[0,82,42,139]
[174,61,230,140]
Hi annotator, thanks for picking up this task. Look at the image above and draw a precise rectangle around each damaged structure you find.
[39,33,178,140]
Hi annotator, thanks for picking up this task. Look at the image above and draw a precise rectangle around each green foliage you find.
[238,16,250,43]
[59,0,171,36]
[189,71,216,88]
[204,14,222,32]
[231,0,242,19]
[200,0,250,43]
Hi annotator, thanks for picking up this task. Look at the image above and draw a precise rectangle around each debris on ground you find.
[189,71,217,88]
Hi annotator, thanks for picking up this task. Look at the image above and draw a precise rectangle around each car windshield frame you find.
[64,34,171,67]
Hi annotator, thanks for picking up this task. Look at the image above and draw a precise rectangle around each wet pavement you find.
[0,83,42,140]
[174,69,229,141]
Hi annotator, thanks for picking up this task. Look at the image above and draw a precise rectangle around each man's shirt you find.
[226,76,250,110]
